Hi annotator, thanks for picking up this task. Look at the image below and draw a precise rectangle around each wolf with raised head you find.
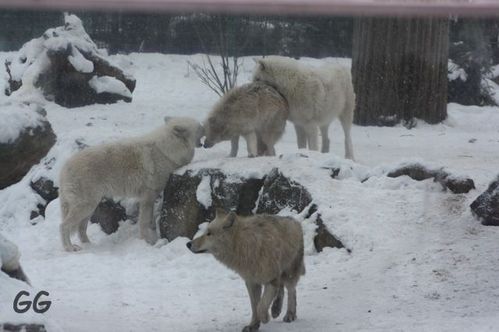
[253,56,355,159]
[187,210,305,332]
[59,117,204,251]
[203,82,288,157]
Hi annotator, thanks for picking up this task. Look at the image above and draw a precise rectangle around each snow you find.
[448,60,467,81]
[68,47,94,73]
[196,176,212,209]
[0,102,45,143]
[88,75,132,98]
[1,52,499,331]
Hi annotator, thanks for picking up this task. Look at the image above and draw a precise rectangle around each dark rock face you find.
[160,168,344,252]
[160,171,204,241]
[159,169,264,241]
[256,168,312,214]
[30,177,58,202]
[0,120,56,190]
[90,198,128,234]
[470,177,499,226]
[387,162,475,194]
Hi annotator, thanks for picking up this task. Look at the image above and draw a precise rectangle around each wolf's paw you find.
[65,244,82,252]
[144,229,158,245]
[257,307,270,324]
[271,297,283,318]
[283,311,297,323]
[242,323,260,332]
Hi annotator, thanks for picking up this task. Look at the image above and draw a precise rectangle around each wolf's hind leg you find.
[78,219,90,243]
[283,279,298,322]
[320,124,330,153]
[294,124,307,149]
[139,192,158,245]
[304,124,319,151]
[243,132,258,158]
[229,136,239,157]
[271,285,284,318]
[61,203,95,251]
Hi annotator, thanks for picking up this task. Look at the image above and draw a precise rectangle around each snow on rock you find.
[68,47,94,73]
[5,13,135,107]
[0,103,56,189]
[470,175,499,226]
[448,59,467,82]
[0,102,45,144]
[88,75,132,99]
[196,175,212,209]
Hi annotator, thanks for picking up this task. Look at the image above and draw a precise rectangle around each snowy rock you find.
[306,204,345,252]
[0,104,56,189]
[386,162,475,194]
[0,234,30,284]
[256,168,312,214]
[470,176,499,226]
[160,169,263,241]
[30,177,58,202]
[159,167,343,252]
[5,13,135,107]
[90,198,128,234]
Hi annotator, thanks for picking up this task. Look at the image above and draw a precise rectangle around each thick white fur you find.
[253,56,355,159]
[59,117,203,251]
[188,211,305,332]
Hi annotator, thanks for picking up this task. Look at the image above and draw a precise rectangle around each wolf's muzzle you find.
[186,241,207,254]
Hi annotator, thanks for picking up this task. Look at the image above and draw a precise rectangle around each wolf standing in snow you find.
[203,82,288,157]
[187,210,305,332]
[253,56,355,159]
[59,117,204,251]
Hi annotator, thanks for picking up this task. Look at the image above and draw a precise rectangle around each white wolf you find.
[59,117,204,252]
[253,56,355,159]
[203,82,288,157]
[187,210,305,332]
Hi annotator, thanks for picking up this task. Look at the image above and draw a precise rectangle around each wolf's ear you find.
[173,125,189,139]
[253,57,265,70]
[164,116,172,123]
[223,211,237,229]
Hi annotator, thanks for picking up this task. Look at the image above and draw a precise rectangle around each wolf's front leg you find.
[243,281,262,332]
[243,132,258,158]
[139,192,158,245]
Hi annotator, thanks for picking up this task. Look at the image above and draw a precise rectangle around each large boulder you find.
[159,169,264,241]
[386,162,475,194]
[0,104,56,189]
[5,14,135,107]
[470,176,499,226]
[159,167,344,252]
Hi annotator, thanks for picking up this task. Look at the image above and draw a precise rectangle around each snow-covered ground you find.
[1,53,499,332]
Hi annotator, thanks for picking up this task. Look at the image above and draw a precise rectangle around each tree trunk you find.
[352,17,449,126]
